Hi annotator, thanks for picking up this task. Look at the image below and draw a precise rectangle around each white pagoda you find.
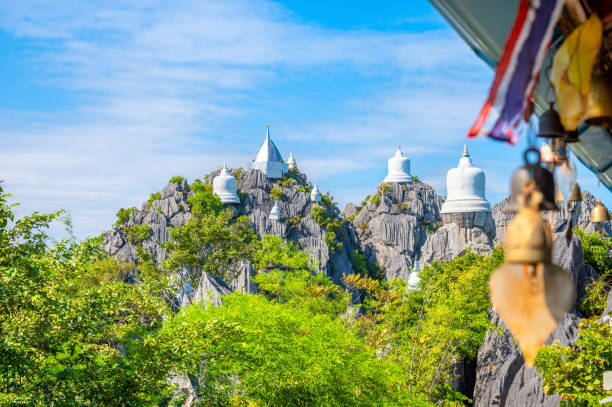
[440,145,491,227]
[212,163,240,204]
[383,146,411,183]
[252,124,288,179]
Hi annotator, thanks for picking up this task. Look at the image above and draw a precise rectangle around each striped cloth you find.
[467,0,565,144]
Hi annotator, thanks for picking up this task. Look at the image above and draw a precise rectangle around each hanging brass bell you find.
[565,130,580,143]
[591,199,611,223]
[568,183,582,202]
[508,148,557,212]
[537,103,566,138]
[490,179,575,367]
[584,73,612,129]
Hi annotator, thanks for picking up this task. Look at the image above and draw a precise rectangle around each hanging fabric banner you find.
[467,0,565,144]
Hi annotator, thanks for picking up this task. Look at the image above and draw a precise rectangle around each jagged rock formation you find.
[421,219,495,264]
[493,190,611,241]
[472,236,598,407]
[347,182,444,281]
[233,168,356,284]
[103,179,192,266]
[102,169,356,294]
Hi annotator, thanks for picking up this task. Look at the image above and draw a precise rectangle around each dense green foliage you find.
[0,185,172,406]
[114,207,137,227]
[151,294,430,407]
[536,319,612,406]
[574,228,612,276]
[269,187,283,201]
[574,229,611,317]
[163,181,256,284]
[168,176,185,185]
[345,248,504,405]
[147,192,162,209]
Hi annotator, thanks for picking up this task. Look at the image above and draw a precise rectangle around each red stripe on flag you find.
[467,0,530,138]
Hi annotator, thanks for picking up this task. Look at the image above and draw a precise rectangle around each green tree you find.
[149,294,430,407]
[0,185,172,406]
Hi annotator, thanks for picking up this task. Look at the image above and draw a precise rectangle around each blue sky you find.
[0,0,609,239]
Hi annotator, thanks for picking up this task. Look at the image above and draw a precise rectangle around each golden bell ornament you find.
[489,179,575,367]
[584,73,612,129]
[591,199,610,223]
[568,183,582,203]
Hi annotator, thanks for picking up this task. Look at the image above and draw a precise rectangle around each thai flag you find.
[467,0,565,144]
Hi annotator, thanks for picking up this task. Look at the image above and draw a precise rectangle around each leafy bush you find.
[187,181,223,218]
[349,249,385,280]
[324,231,342,252]
[124,224,153,244]
[412,176,420,182]
[310,205,326,225]
[270,187,283,201]
[574,228,612,277]
[379,183,392,193]
[276,177,296,189]
[147,191,162,209]
[580,279,611,318]
[285,214,303,228]
[536,318,612,405]
[114,207,136,227]
[168,175,185,185]
[237,189,248,203]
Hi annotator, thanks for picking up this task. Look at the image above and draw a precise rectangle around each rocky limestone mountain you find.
[232,168,356,285]
[493,190,611,242]
[421,216,495,264]
[346,181,444,281]
[102,168,356,300]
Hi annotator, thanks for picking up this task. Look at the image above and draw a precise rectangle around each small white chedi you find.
[287,152,297,170]
[440,145,491,226]
[383,146,411,183]
[310,181,321,203]
[408,258,421,290]
[252,124,288,179]
[212,163,240,204]
[269,201,281,221]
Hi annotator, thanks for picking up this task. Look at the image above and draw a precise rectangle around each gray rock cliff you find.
[348,181,444,281]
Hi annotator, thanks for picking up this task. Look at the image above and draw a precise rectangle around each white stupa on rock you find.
[213,163,240,204]
[383,146,411,183]
[311,181,322,203]
[269,201,281,221]
[408,258,421,290]
[440,145,491,227]
[287,152,297,170]
[252,124,288,179]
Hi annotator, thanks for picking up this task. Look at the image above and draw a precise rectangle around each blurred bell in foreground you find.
[490,180,575,367]
[508,148,557,212]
